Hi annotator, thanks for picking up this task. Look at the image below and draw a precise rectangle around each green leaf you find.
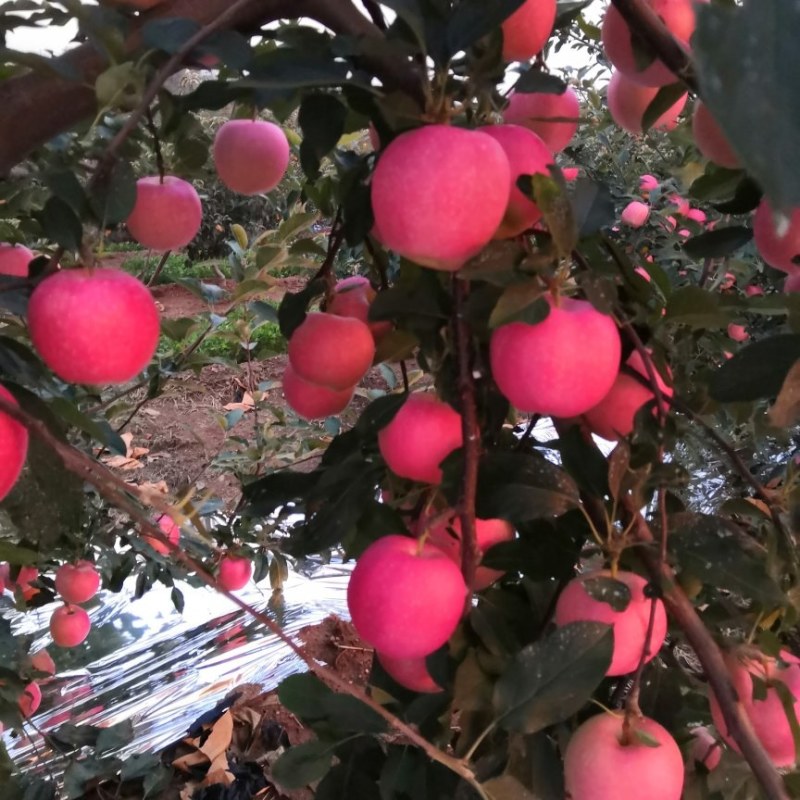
[513,70,567,94]
[582,576,631,612]
[488,284,549,328]
[681,226,752,259]
[36,196,82,251]
[277,278,326,339]
[195,29,253,70]
[49,398,127,454]
[141,18,199,54]
[0,543,39,565]
[89,158,136,226]
[641,83,686,133]
[299,94,347,179]
[170,586,185,614]
[493,622,613,734]
[45,170,87,216]
[709,334,800,402]
[446,0,525,58]
[633,728,662,748]
[278,673,335,720]
[95,720,134,755]
[271,740,337,789]
[694,1,800,210]
[248,300,279,325]
[483,775,537,800]
[557,424,610,498]
[571,179,615,238]
[664,286,729,328]
[245,49,351,90]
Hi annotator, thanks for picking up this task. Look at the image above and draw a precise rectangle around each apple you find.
[554,569,667,676]
[490,296,621,417]
[692,102,740,169]
[422,513,515,589]
[0,385,28,501]
[584,350,672,441]
[327,276,392,339]
[288,312,375,390]
[371,125,511,271]
[55,560,101,604]
[634,266,652,282]
[502,87,580,153]
[10,565,40,602]
[639,174,659,194]
[376,652,443,694]
[753,199,800,273]
[50,604,91,648]
[217,554,253,591]
[29,649,56,676]
[143,514,180,555]
[727,323,749,342]
[709,648,800,767]
[602,0,701,87]
[501,0,557,62]
[686,208,707,224]
[18,681,42,717]
[607,71,687,135]
[213,119,290,196]
[562,166,580,181]
[621,201,650,228]
[0,243,34,277]
[667,195,690,217]
[480,124,554,238]
[347,534,467,658]
[564,712,684,800]
[378,393,463,484]
[785,273,800,293]
[745,284,764,297]
[690,726,721,772]
[27,268,160,385]
[283,363,354,420]
[125,176,202,251]
[368,124,381,151]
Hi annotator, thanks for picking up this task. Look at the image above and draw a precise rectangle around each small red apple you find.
[213,119,290,196]
[125,175,202,251]
[55,560,101,604]
[607,70,687,135]
[18,681,42,717]
[327,276,392,339]
[28,268,160,385]
[690,726,722,772]
[347,534,466,659]
[501,0,557,62]
[554,569,667,676]
[686,208,707,224]
[378,393,463,485]
[283,363,354,420]
[50,604,91,648]
[10,565,40,601]
[143,515,181,555]
[621,201,650,228]
[502,87,580,153]
[692,102,740,169]
[288,312,375,390]
[0,243,34,277]
[639,174,659,194]
[29,649,56,676]
[217,554,252,591]
[564,712,684,800]
[727,323,749,342]
[376,652,443,693]
[0,385,28,501]
[753,199,800,274]
[745,284,764,297]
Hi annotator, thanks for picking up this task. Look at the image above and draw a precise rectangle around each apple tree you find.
[1,0,800,798]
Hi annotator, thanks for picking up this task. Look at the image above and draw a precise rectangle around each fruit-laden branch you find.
[0,0,424,176]
[609,0,699,93]
[0,395,487,797]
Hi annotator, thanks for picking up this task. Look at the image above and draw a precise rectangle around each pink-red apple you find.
[10,565,39,601]
[378,393,463,484]
[347,534,466,658]
[125,176,202,251]
[607,71,687,135]
[288,312,375,390]
[0,385,28,501]
[621,201,650,228]
[562,166,580,181]
[554,569,667,676]
[502,87,580,153]
[686,208,707,224]
[327,276,392,339]
[501,0,557,61]
[18,681,42,717]
[490,296,621,417]
[584,350,672,441]
[217,554,253,591]
[144,514,180,555]
[371,125,511,271]
[29,649,56,677]
[753,199,800,273]
[727,323,748,342]
[639,174,659,194]
[28,268,160,385]
[213,119,290,196]
[376,652,443,693]
[691,102,740,169]
[564,712,684,800]
[283,363,354,420]
[481,124,553,238]
[690,726,722,772]
[745,284,764,297]
[55,560,100,604]
[50,604,91,648]
[0,243,34,277]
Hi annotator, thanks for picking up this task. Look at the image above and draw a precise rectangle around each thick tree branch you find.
[609,0,699,93]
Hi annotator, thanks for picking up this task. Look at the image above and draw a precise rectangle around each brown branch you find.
[452,277,480,593]
[609,0,699,93]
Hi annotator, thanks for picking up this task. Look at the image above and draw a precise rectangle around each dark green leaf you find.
[664,286,729,328]
[271,740,336,789]
[571,179,615,238]
[49,398,127,454]
[493,622,613,733]
[681,226,752,259]
[90,158,137,226]
[641,83,686,133]
[141,18,199,54]
[95,720,134,755]
[170,587,184,614]
[582,576,631,612]
[299,93,348,179]
[245,49,351,90]
[36,196,82,251]
[277,278,326,339]
[446,0,525,57]
[558,425,610,498]
[45,170,87,216]
[513,70,567,94]
[712,176,762,215]
[249,300,279,325]
[241,471,319,517]
[195,29,252,70]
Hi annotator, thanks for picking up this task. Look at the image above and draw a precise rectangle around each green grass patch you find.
[122,253,231,284]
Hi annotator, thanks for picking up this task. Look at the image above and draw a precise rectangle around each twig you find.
[515,415,540,451]
[399,360,410,393]
[145,250,172,287]
[362,0,387,30]
[144,106,165,183]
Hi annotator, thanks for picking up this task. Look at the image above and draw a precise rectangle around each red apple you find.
[602,0,701,87]
[0,243,34,277]
[564,712,684,800]
[371,125,511,271]
[29,649,56,676]
[692,102,740,169]
[283,363,354,420]
[727,323,748,342]
[50,604,91,648]
[502,87,580,153]
[213,119,290,196]
[745,284,764,297]
[217,554,253,591]
[501,0,557,62]
[143,514,180,555]
[584,350,672,441]
[621,201,650,228]
[686,208,707,224]
[55,560,100,604]
[125,176,202,251]
[376,652,443,693]
[18,681,42,717]
[0,385,28,501]
[639,174,659,194]
[607,71,687,135]
[28,268,160,385]
[480,124,554,238]
[327,276,392,339]
[690,726,722,772]
[709,649,800,767]
[10,565,40,601]
[378,393,463,484]
[288,312,375,390]
[347,534,466,658]
[785,273,800,293]
[562,166,580,181]
[490,296,621,417]
[554,569,667,676]
[753,199,800,273]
